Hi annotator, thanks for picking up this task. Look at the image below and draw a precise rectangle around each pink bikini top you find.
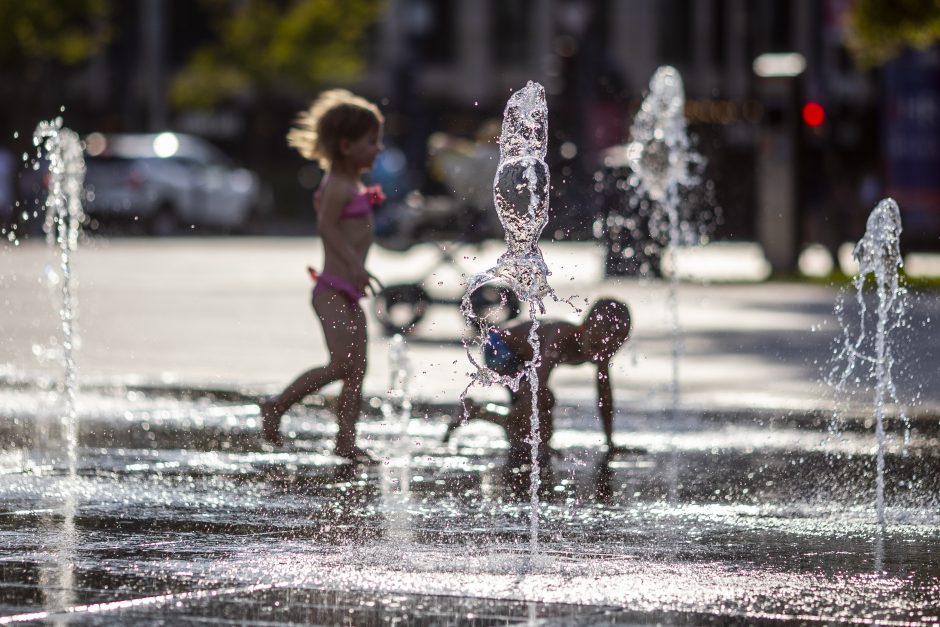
[314,180,385,220]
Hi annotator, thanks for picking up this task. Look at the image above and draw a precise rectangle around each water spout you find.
[625,66,703,421]
[33,118,85,477]
[382,333,413,446]
[460,81,557,560]
[380,335,414,546]
[831,198,906,526]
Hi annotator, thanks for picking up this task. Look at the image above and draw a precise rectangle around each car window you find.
[166,156,200,168]
[202,146,233,168]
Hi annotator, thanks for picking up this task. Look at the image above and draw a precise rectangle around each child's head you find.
[582,298,631,362]
[287,89,384,170]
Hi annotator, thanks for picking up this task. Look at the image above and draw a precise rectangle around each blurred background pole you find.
[140,0,167,131]
[390,0,431,192]
[754,53,805,274]
[755,86,797,273]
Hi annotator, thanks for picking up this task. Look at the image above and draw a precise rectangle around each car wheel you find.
[149,204,178,236]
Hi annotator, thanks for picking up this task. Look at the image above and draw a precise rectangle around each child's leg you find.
[264,364,339,421]
[442,398,509,442]
[505,387,555,462]
[329,302,368,456]
[262,291,364,443]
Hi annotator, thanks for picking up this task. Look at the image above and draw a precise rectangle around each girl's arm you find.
[316,182,368,286]
[596,361,618,448]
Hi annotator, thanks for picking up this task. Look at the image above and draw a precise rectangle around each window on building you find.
[658,0,692,66]
[770,0,791,50]
[748,0,792,58]
[413,0,457,65]
[712,0,727,68]
[492,0,533,67]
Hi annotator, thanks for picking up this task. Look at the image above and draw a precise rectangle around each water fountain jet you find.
[381,333,413,446]
[830,197,907,526]
[380,334,414,546]
[32,118,85,476]
[460,81,559,560]
[624,66,703,420]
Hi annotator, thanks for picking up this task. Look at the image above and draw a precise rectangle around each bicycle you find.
[372,238,521,336]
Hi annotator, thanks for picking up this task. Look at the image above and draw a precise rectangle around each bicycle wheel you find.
[373,284,431,336]
[468,283,521,326]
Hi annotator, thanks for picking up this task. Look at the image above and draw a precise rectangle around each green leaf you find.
[0,0,111,65]
[847,0,940,67]
[171,0,384,108]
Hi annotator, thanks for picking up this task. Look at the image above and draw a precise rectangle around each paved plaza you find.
[2,236,939,624]
[2,237,938,421]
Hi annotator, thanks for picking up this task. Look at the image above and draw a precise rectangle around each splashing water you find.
[380,334,413,545]
[460,81,560,559]
[382,334,413,446]
[625,66,704,420]
[830,198,907,526]
[33,118,85,476]
[625,67,696,205]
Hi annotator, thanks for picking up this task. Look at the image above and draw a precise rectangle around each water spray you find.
[830,198,907,526]
[460,81,558,559]
[33,118,85,477]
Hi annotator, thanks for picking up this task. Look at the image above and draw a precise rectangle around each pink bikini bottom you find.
[312,270,366,306]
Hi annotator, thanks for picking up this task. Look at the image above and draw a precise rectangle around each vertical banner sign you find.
[883,47,940,240]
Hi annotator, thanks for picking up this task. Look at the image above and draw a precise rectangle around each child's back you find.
[450,299,632,460]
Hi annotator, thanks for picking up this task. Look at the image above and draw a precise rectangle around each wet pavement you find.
[2,237,940,623]
[3,237,939,413]
[1,388,939,625]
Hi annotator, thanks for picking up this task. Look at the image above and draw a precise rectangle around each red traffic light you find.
[802,101,825,127]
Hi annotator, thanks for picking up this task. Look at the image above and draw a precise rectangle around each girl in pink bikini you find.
[259,89,384,461]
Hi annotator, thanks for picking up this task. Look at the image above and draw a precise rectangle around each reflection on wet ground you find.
[1,387,939,624]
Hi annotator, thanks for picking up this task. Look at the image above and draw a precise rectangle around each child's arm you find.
[596,362,621,450]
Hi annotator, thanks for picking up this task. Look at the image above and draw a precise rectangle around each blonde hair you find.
[287,89,384,169]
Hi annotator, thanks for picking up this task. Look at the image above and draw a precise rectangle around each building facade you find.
[357,0,882,257]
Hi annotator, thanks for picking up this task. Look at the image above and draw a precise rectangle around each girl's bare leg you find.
[261,290,367,454]
[330,301,367,457]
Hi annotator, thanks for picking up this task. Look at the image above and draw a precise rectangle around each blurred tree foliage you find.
[0,0,111,66]
[171,0,384,108]
[847,0,940,66]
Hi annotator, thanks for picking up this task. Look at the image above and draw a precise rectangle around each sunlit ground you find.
[1,385,938,624]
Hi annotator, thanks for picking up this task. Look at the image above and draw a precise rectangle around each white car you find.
[83,132,268,235]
